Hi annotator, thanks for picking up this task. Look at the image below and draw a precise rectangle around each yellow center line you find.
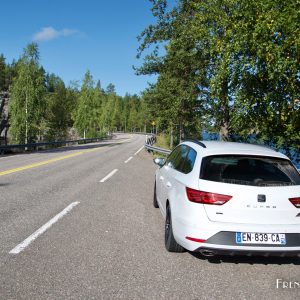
[0,147,103,177]
[0,136,135,177]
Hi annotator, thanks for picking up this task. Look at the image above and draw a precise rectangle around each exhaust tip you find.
[200,249,216,257]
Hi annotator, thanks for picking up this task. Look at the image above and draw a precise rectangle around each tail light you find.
[289,197,300,208]
[186,187,232,205]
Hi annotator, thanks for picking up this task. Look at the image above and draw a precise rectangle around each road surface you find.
[0,134,299,299]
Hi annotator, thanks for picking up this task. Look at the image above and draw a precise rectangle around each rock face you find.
[0,91,9,145]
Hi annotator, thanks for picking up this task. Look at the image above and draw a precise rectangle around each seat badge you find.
[257,194,266,202]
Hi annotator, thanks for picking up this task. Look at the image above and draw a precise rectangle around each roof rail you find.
[184,139,206,148]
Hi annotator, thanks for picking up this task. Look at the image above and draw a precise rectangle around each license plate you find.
[236,232,286,245]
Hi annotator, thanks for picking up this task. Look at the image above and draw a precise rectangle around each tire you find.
[153,181,159,208]
[165,205,185,252]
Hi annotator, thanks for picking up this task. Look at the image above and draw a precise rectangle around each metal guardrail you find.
[144,144,171,155]
[0,136,111,154]
[114,131,154,136]
[0,132,149,154]
[144,135,171,155]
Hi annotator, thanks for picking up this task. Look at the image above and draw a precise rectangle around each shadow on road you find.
[189,252,300,265]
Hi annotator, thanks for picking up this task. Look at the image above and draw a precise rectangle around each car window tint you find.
[181,148,197,174]
[166,146,182,169]
[166,145,190,171]
[200,155,300,186]
[172,145,190,171]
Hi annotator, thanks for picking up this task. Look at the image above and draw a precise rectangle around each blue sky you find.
[0,0,160,96]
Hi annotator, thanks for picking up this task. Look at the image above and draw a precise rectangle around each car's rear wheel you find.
[153,181,159,208]
[165,205,185,252]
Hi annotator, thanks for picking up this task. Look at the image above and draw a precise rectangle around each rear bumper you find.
[194,232,300,257]
[195,246,300,257]
[205,231,300,247]
[172,215,300,253]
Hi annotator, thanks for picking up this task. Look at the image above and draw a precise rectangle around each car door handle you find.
[166,182,172,188]
[159,176,164,181]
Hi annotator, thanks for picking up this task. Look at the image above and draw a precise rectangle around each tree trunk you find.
[170,125,173,149]
[179,122,185,142]
[219,79,230,141]
[0,94,5,116]
[219,118,229,141]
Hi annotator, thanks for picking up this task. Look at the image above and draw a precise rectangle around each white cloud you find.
[32,27,78,42]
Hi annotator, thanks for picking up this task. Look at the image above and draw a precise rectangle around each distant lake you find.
[202,131,300,169]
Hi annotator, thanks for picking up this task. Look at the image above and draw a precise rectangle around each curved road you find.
[0,134,299,299]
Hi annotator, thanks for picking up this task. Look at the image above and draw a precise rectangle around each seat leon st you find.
[153,140,300,257]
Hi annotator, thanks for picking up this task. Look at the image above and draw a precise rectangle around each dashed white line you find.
[124,156,133,164]
[9,201,80,254]
[134,146,144,156]
[100,169,118,183]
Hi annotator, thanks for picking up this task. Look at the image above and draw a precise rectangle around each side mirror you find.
[153,157,165,167]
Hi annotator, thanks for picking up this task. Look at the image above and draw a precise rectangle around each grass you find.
[155,134,170,150]
[149,133,170,159]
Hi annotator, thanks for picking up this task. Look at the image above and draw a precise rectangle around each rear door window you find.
[173,145,190,171]
[181,148,197,174]
[200,155,300,186]
[169,145,189,170]
[166,146,182,169]
[166,145,197,174]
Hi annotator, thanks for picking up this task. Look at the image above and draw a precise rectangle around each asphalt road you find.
[0,134,299,299]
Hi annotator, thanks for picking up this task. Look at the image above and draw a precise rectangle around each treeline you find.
[0,43,150,145]
[137,0,299,150]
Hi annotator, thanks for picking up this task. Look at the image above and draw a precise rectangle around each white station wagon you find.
[153,140,300,257]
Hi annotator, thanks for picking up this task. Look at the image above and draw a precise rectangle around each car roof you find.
[182,140,289,160]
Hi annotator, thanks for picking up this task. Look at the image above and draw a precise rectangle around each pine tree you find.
[111,96,122,130]
[44,74,73,140]
[0,54,6,92]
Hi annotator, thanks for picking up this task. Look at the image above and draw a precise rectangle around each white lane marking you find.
[124,156,133,164]
[134,146,144,156]
[100,169,118,183]
[9,201,80,255]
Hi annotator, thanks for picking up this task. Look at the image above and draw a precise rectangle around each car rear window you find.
[200,155,300,186]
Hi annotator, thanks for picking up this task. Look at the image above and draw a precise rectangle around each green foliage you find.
[137,0,300,149]
[0,55,17,92]
[72,72,149,137]
[44,74,75,140]
[9,43,45,144]
[155,133,170,150]
[106,83,116,94]
[74,71,100,137]
[3,43,150,145]
[0,54,6,91]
